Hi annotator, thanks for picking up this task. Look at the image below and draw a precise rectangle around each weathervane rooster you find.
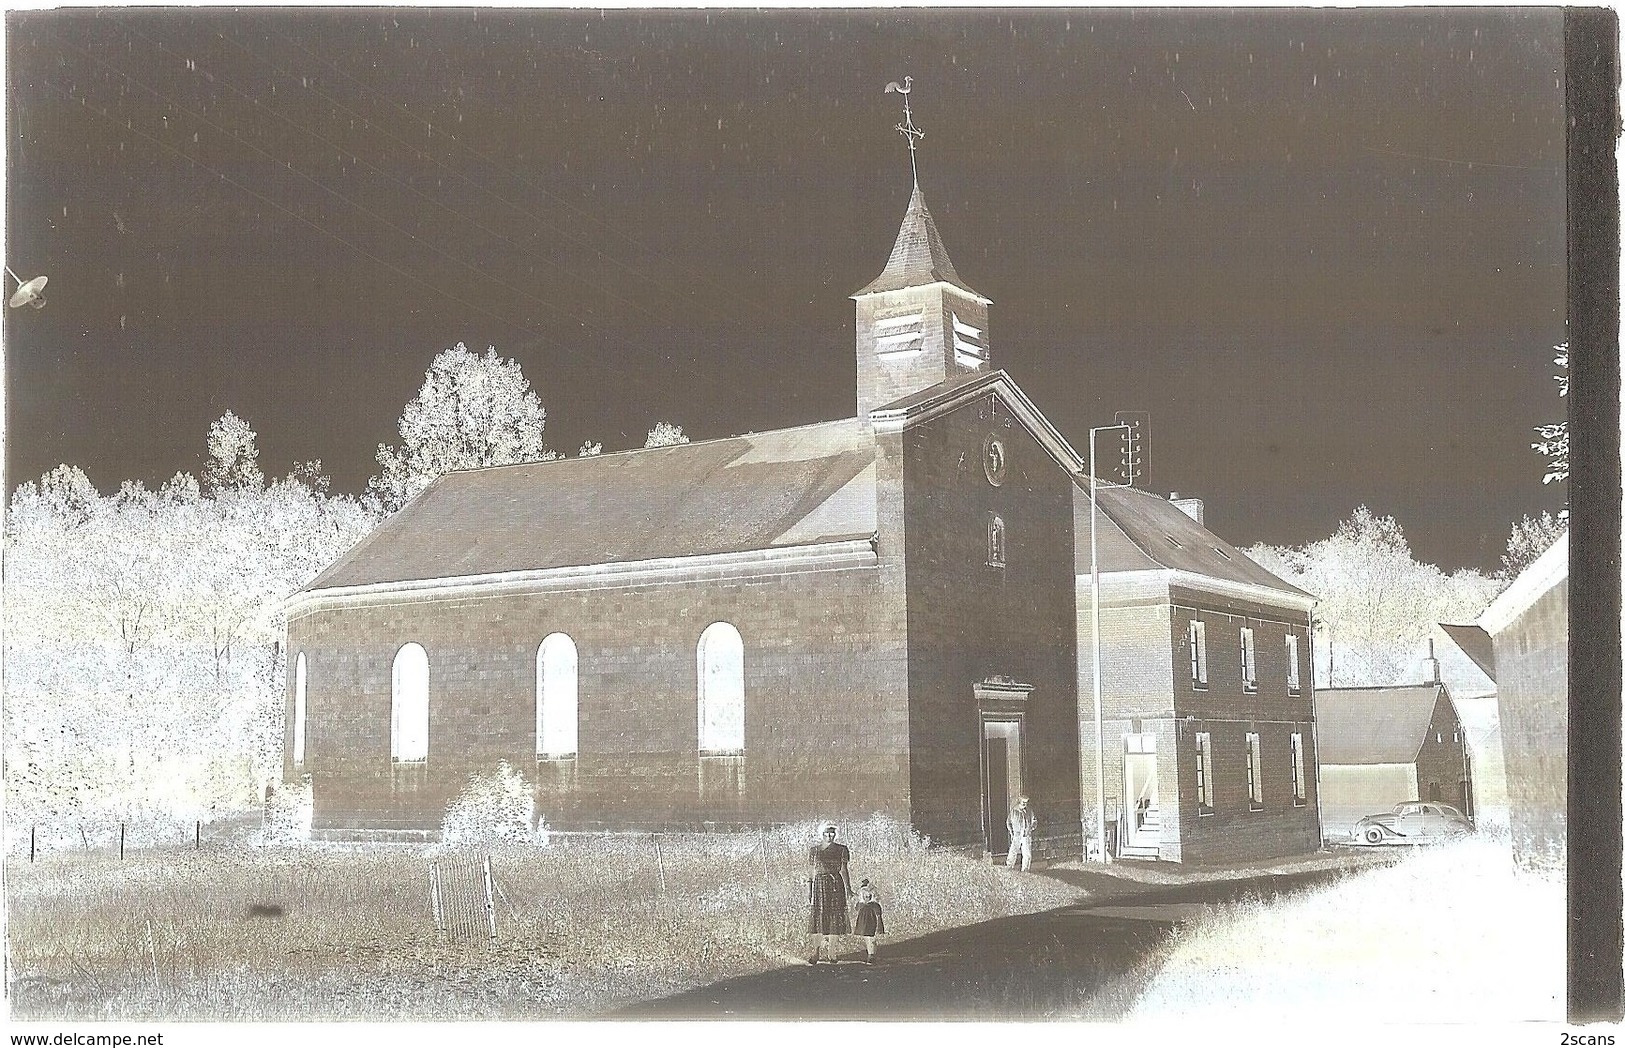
[886,76,924,187]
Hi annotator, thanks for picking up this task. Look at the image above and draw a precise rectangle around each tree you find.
[1501,512,1566,580]
[578,440,603,457]
[644,421,690,448]
[1532,342,1568,488]
[202,411,265,494]
[33,464,100,524]
[1249,506,1500,688]
[4,414,375,835]
[367,343,554,513]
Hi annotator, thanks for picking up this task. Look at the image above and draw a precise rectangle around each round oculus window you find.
[983,435,1007,486]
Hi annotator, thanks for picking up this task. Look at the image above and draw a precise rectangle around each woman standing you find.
[806,824,853,963]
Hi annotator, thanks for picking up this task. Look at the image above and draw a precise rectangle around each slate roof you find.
[305,418,876,592]
[853,185,985,300]
[1316,684,1453,765]
[1440,623,1497,682]
[1075,481,1313,600]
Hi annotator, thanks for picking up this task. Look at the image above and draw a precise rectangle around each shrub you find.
[441,761,547,847]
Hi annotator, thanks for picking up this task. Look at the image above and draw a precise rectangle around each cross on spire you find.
[885,76,924,188]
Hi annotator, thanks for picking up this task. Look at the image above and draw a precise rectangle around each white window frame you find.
[1286,634,1302,694]
[292,652,308,767]
[536,633,579,760]
[1189,620,1208,688]
[1240,627,1258,693]
[391,642,429,764]
[697,622,745,756]
[1290,732,1307,807]
[1194,731,1214,816]
[1245,731,1264,811]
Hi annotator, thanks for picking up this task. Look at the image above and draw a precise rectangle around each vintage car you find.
[1349,801,1475,846]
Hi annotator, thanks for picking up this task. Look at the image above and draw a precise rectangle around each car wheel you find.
[1363,825,1386,845]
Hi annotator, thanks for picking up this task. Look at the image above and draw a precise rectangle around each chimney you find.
[1422,637,1441,686]
[1168,492,1204,525]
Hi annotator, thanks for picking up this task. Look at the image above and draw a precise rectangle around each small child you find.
[853,878,885,963]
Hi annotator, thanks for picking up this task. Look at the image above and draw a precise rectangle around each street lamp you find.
[1086,423,1132,863]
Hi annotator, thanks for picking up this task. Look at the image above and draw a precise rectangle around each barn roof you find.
[1076,481,1313,601]
[1316,684,1454,765]
[1440,622,1497,682]
[304,418,877,592]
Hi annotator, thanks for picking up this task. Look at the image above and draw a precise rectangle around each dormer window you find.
[952,313,986,369]
[874,312,924,360]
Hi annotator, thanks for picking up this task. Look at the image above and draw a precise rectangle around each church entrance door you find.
[980,718,1023,858]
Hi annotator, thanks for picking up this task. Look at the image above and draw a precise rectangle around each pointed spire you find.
[853,184,985,300]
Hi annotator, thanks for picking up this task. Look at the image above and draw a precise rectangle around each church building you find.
[284,167,1322,863]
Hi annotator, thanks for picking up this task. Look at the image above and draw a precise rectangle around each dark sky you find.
[5,8,1567,571]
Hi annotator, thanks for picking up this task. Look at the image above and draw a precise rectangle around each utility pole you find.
[1086,423,1133,862]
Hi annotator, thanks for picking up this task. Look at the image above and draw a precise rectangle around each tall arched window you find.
[292,652,308,766]
[537,633,578,759]
[391,642,429,763]
[697,622,744,755]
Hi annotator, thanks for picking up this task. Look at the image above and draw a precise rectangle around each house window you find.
[1188,620,1208,688]
[1194,731,1214,815]
[987,513,1006,568]
[391,642,429,763]
[698,622,745,755]
[536,633,578,759]
[1240,627,1258,693]
[1290,732,1307,807]
[292,652,308,767]
[1286,635,1302,694]
[1245,731,1264,811]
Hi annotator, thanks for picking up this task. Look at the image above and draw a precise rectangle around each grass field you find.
[5,817,1083,1020]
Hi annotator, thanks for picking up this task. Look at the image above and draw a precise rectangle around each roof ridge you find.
[436,416,868,479]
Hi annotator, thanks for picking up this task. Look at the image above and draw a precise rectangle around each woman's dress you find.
[807,842,851,934]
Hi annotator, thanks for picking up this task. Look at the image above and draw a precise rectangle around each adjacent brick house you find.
[1315,681,1475,840]
[1076,488,1322,863]
[285,183,1320,862]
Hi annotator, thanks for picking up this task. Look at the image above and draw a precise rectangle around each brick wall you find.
[899,392,1082,853]
[1077,578,1321,862]
[285,551,912,835]
[1492,578,1568,864]
[855,288,988,417]
[1414,697,1474,814]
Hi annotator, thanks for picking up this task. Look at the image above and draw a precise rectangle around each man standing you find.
[1006,795,1036,871]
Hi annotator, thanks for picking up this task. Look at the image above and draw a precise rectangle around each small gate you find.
[429,853,497,943]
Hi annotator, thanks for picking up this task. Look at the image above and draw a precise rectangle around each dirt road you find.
[611,862,1360,1021]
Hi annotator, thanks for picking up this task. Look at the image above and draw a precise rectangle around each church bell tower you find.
[852,79,991,418]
